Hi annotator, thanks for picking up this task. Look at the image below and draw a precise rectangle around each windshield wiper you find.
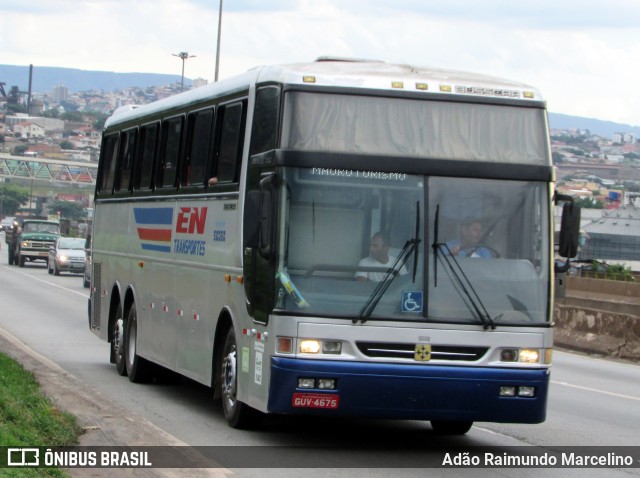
[431,205,495,331]
[356,202,421,324]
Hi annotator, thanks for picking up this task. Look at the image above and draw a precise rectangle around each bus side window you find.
[98,133,119,195]
[250,86,280,155]
[115,127,137,193]
[182,108,215,188]
[136,122,159,191]
[215,101,246,184]
[158,116,184,188]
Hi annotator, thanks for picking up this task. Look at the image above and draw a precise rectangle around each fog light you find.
[317,378,336,390]
[500,349,518,362]
[322,341,342,354]
[499,386,516,397]
[298,378,316,389]
[300,339,321,354]
[518,386,536,397]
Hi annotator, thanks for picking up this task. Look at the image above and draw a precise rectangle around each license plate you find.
[292,393,339,409]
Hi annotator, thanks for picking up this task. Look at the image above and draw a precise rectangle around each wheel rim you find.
[222,347,237,411]
[112,318,124,362]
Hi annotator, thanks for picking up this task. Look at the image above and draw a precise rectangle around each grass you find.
[0,351,82,477]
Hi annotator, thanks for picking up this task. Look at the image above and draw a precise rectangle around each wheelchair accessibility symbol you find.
[401,291,423,313]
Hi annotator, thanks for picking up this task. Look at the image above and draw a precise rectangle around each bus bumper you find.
[268,357,548,423]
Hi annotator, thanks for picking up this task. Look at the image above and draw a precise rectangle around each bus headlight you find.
[300,339,321,354]
[322,341,342,354]
[519,349,540,364]
[500,348,551,364]
[299,339,342,355]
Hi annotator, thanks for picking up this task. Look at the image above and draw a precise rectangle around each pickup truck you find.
[6,218,61,267]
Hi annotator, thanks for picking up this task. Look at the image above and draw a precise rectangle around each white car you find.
[48,237,86,276]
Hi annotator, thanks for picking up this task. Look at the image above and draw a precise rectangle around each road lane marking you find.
[552,380,640,402]
[16,270,89,298]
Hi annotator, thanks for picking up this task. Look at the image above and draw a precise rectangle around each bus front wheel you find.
[221,327,264,429]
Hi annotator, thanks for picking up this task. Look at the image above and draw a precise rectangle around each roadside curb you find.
[0,327,228,477]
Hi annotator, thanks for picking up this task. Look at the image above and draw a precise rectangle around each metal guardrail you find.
[0,153,98,185]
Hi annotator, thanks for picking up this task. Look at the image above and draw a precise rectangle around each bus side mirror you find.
[243,191,261,248]
[243,173,276,260]
[258,189,273,258]
[558,201,580,258]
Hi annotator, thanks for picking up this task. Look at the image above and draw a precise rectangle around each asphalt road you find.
[0,240,639,477]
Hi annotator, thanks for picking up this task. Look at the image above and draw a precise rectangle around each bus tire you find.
[124,304,152,383]
[111,303,127,376]
[221,327,264,429]
[430,420,473,435]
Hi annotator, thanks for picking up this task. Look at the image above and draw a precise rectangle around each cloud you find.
[0,0,639,125]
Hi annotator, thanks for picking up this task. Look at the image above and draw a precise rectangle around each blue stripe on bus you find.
[268,357,548,423]
[140,243,172,253]
[133,207,173,225]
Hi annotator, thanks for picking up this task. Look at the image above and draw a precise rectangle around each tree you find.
[0,185,30,216]
[59,141,74,150]
[47,200,86,221]
[552,152,566,164]
[13,144,28,156]
[575,197,604,209]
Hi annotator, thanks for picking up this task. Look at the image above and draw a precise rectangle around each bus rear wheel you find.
[430,420,473,435]
[221,327,264,429]
[124,304,152,383]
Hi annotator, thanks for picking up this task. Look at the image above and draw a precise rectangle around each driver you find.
[446,217,493,258]
[356,232,408,282]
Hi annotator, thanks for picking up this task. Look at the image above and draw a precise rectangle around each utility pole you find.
[215,0,223,82]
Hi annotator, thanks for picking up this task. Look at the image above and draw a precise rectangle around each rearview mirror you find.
[558,201,580,258]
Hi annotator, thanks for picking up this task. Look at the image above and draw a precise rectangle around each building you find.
[580,207,640,261]
[14,121,46,138]
[51,83,68,103]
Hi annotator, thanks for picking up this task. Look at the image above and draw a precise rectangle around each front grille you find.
[25,241,54,249]
[356,342,488,361]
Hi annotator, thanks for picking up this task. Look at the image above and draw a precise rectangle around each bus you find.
[89,58,579,434]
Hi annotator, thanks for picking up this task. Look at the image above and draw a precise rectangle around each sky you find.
[1,0,640,126]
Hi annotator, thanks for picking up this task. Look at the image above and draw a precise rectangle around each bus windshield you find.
[282,92,548,165]
[275,169,550,325]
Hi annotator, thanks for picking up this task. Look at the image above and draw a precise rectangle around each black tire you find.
[430,420,473,435]
[48,260,53,274]
[221,327,264,429]
[53,262,60,276]
[83,275,90,288]
[124,304,152,383]
[110,303,127,376]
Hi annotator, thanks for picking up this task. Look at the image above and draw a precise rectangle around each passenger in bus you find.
[355,232,408,282]
[446,217,494,258]
[207,177,219,186]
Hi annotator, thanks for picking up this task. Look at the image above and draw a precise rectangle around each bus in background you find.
[89,59,579,434]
